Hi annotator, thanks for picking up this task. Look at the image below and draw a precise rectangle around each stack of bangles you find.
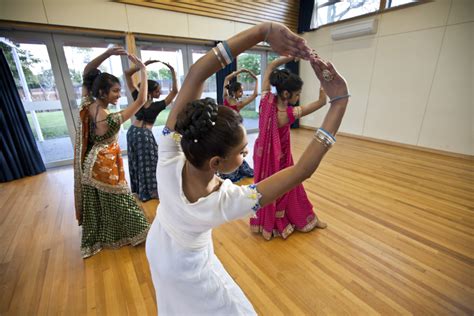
[212,41,233,69]
[314,128,336,148]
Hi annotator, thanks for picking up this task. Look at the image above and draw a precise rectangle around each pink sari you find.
[250,92,319,240]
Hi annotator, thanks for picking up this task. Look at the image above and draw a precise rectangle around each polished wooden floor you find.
[1,129,473,315]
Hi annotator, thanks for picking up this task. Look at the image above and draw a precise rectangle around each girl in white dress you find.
[146,21,350,315]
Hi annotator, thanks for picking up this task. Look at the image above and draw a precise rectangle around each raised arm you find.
[124,59,159,95]
[162,62,178,106]
[296,87,327,118]
[82,46,127,97]
[120,55,148,122]
[261,56,294,93]
[257,58,349,207]
[165,22,311,131]
[223,69,244,100]
[237,70,258,110]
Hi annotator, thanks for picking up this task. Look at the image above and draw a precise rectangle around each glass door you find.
[237,50,264,132]
[136,42,187,131]
[0,31,75,167]
[187,45,217,101]
[52,34,130,151]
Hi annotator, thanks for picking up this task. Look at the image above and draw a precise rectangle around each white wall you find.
[300,0,473,155]
[0,0,254,40]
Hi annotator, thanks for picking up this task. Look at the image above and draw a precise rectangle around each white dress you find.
[146,128,261,316]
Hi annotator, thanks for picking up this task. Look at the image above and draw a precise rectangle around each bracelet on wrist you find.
[329,94,350,104]
[313,128,336,149]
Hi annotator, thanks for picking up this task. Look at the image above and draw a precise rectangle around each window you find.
[386,0,419,9]
[136,43,187,127]
[311,0,421,29]
[188,46,217,100]
[237,51,263,127]
[0,38,74,164]
[135,42,218,127]
[267,52,280,65]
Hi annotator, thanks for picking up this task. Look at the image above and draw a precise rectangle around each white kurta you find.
[146,129,261,316]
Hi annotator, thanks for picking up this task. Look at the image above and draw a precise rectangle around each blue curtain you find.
[0,48,46,182]
[214,41,237,105]
[298,0,315,34]
[285,60,301,128]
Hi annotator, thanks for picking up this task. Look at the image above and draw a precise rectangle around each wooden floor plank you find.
[0,129,472,315]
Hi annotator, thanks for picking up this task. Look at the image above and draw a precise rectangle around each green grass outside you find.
[27,111,69,139]
[27,108,258,140]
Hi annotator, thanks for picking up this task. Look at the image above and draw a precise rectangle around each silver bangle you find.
[217,42,232,65]
[330,94,350,104]
[314,128,336,148]
[318,127,336,142]
[212,47,226,69]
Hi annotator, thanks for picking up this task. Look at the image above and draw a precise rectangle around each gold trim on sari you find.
[295,214,318,233]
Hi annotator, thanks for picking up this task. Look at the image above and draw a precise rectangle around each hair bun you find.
[82,69,102,91]
[175,98,218,142]
[225,81,242,97]
[269,69,290,87]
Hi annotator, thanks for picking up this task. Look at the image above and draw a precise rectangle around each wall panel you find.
[116,0,299,31]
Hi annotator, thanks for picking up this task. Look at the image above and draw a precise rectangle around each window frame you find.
[309,0,426,31]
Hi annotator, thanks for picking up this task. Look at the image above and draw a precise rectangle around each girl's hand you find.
[265,22,311,60]
[310,57,348,99]
[128,54,146,70]
[106,46,128,57]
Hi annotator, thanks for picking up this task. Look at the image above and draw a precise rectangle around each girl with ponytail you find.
[73,47,150,258]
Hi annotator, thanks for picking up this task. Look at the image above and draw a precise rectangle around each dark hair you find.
[138,80,160,95]
[83,69,120,99]
[269,69,303,98]
[225,81,242,98]
[175,98,243,169]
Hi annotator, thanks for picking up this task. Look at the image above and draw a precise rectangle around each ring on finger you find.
[322,69,333,82]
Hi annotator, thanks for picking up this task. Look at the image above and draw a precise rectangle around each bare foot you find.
[315,215,327,229]
[316,221,327,229]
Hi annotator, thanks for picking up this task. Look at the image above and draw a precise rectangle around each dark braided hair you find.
[83,69,120,99]
[175,98,243,169]
[225,81,242,98]
[269,68,303,99]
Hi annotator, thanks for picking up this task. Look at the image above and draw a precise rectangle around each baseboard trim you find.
[299,125,473,160]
